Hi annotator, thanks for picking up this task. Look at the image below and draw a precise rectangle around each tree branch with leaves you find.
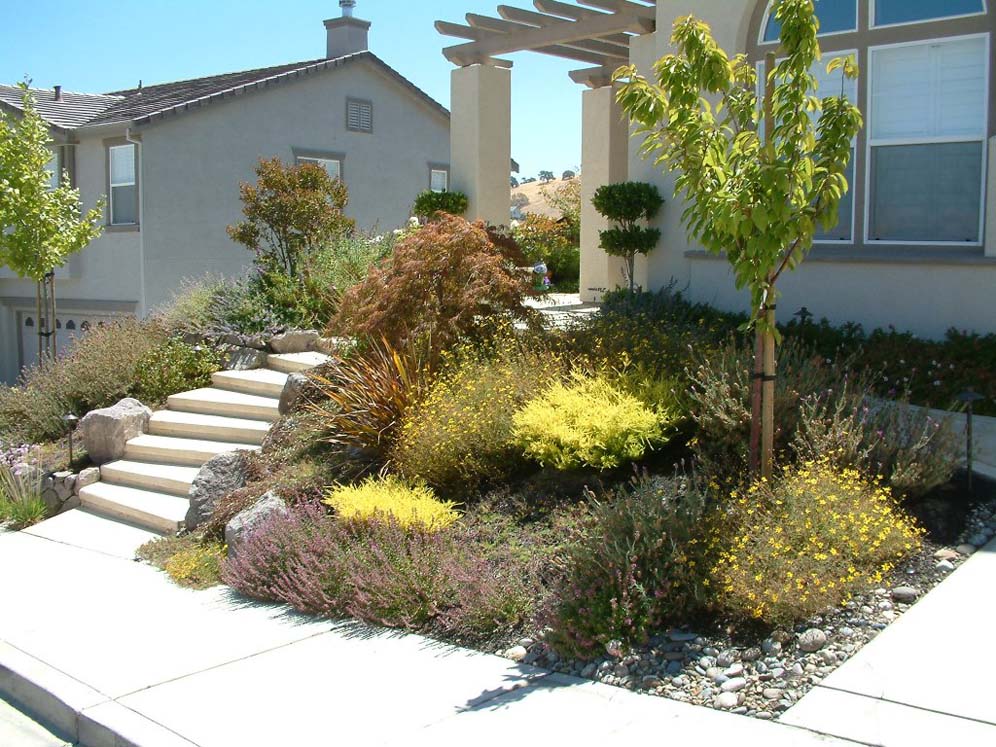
[614,0,862,477]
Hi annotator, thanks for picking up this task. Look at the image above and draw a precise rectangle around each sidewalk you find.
[0,512,852,747]
[782,537,996,746]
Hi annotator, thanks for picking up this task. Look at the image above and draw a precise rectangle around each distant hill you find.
[511,177,578,220]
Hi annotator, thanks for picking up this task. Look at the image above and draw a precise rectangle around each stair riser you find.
[124,444,220,468]
[211,374,285,398]
[167,396,279,423]
[149,419,266,446]
[99,468,193,498]
[79,492,180,534]
[267,358,316,374]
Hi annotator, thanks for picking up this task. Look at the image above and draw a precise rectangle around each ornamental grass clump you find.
[548,474,707,658]
[706,458,922,626]
[391,345,563,493]
[325,475,460,532]
[513,372,667,470]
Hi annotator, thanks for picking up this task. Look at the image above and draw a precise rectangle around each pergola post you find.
[450,64,511,226]
[580,83,632,301]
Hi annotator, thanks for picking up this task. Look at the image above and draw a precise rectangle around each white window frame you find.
[108,143,137,226]
[430,168,449,193]
[297,156,343,181]
[863,33,990,247]
[870,0,988,31]
[758,0,859,45]
[756,51,859,244]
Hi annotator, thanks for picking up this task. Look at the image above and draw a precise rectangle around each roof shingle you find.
[0,85,121,130]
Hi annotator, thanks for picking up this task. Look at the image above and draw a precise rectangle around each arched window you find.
[65,320,76,330]
[752,0,992,248]
[762,0,858,42]
[24,317,34,328]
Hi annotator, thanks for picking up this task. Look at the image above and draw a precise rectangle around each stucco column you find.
[450,64,511,227]
[580,83,632,301]
[986,136,996,257]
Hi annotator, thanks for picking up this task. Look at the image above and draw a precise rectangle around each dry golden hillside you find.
[511,177,579,219]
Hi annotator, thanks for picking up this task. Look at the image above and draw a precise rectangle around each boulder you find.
[74,467,100,495]
[314,336,352,356]
[185,451,250,531]
[269,330,320,354]
[80,398,151,465]
[225,492,288,559]
[278,373,310,416]
[221,345,267,371]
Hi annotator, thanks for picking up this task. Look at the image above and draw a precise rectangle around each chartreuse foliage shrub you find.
[412,190,469,221]
[324,475,460,532]
[706,459,922,626]
[548,474,707,658]
[392,344,563,492]
[513,372,667,470]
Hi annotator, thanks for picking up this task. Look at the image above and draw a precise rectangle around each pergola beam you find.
[466,13,630,59]
[577,0,656,17]
[440,4,654,66]
[496,5,634,48]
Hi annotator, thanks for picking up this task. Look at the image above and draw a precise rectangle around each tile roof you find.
[0,85,121,130]
[2,52,449,131]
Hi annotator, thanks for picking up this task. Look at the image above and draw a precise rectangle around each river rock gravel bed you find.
[501,496,996,720]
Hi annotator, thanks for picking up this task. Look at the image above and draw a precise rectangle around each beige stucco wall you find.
[0,127,143,383]
[138,59,450,312]
[614,0,996,338]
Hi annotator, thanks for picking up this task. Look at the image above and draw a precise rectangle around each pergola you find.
[436,1,659,299]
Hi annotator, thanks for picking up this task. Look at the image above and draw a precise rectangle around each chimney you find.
[53,85,62,101]
[324,1,370,59]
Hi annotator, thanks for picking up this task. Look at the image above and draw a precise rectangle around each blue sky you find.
[0,0,582,179]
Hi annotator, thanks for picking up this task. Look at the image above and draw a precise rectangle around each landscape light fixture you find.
[62,413,80,466]
[956,389,985,494]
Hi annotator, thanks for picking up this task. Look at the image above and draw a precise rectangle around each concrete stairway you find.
[78,353,327,534]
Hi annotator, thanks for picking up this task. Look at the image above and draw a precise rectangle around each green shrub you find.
[548,474,707,658]
[412,190,468,221]
[0,318,168,443]
[513,372,668,470]
[513,214,580,289]
[793,381,959,499]
[392,344,563,493]
[133,337,222,407]
[591,182,663,292]
[706,459,922,625]
[325,475,460,532]
[0,462,47,529]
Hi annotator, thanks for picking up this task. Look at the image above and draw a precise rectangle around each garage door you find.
[18,310,129,371]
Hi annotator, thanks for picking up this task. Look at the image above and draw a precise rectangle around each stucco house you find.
[0,2,450,382]
[439,0,995,339]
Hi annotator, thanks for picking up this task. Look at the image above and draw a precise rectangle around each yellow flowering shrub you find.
[325,475,460,532]
[162,542,226,590]
[392,347,562,492]
[706,459,922,625]
[512,372,667,470]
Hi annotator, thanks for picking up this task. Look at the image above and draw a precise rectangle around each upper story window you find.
[430,168,449,193]
[46,148,62,190]
[108,143,137,225]
[346,99,373,133]
[298,155,342,181]
[872,0,986,28]
[762,0,857,42]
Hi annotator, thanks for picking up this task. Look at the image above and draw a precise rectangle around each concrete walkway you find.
[0,514,852,747]
[782,537,996,746]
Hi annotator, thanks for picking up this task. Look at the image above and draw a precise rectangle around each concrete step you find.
[123,434,260,468]
[212,368,289,398]
[267,352,330,374]
[167,387,280,422]
[78,482,189,534]
[100,459,201,497]
[149,410,270,446]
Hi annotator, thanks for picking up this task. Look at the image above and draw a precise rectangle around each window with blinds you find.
[346,99,373,133]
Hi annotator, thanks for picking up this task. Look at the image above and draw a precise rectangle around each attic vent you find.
[346,99,373,133]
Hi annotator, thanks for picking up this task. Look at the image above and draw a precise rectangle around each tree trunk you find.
[35,281,43,364]
[749,326,764,475]
[761,285,777,480]
[628,254,636,294]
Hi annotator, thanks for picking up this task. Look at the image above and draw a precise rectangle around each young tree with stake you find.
[0,84,104,362]
[614,0,861,478]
